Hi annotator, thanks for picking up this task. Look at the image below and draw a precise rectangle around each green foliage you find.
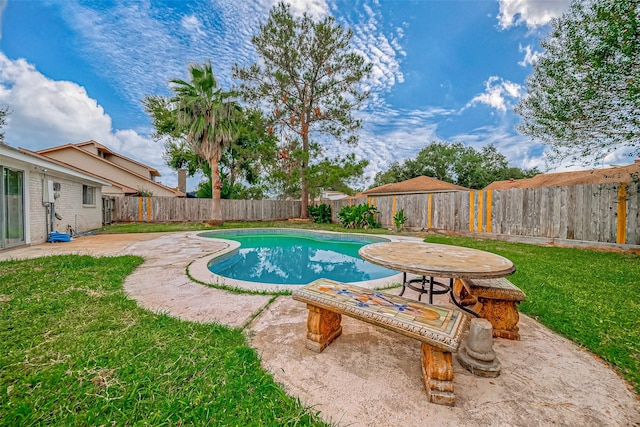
[337,203,380,229]
[393,208,408,231]
[136,187,153,197]
[372,141,538,189]
[0,255,326,425]
[144,60,240,221]
[515,0,640,164]
[308,203,332,224]
[234,1,371,216]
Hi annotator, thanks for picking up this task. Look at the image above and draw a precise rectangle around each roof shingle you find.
[364,176,470,195]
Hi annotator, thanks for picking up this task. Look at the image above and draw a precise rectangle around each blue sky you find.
[0,0,596,191]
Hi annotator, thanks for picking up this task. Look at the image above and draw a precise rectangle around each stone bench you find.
[292,279,469,406]
[453,277,526,340]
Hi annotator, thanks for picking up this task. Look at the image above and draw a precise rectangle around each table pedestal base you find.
[421,343,455,406]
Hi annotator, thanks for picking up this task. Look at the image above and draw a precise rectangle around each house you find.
[0,143,109,248]
[320,190,349,201]
[485,158,640,190]
[364,175,470,196]
[23,140,184,197]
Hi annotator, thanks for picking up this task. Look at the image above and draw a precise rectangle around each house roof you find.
[1,144,110,186]
[485,159,640,190]
[364,176,470,196]
[37,140,161,177]
[24,145,184,196]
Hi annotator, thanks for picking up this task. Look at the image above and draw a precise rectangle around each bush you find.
[308,203,332,224]
[337,203,380,229]
[393,208,408,231]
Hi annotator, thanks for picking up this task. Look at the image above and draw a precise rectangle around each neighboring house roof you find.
[485,158,640,190]
[19,148,139,194]
[39,140,161,178]
[320,190,349,200]
[2,144,109,186]
[364,176,470,196]
[27,142,184,197]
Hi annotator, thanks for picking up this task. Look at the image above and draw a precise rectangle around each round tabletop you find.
[359,241,515,279]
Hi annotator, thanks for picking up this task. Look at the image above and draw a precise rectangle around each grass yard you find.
[0,255,325,426]
[2,222,638,425]
[423,234,640,395]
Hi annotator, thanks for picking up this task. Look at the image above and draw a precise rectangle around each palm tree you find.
[170,61,239,225]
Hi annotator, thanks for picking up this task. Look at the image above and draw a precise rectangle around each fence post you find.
[469,191,475,232]
[616,183,627,244]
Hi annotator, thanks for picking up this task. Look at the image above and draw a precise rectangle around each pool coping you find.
[188,228,418,293]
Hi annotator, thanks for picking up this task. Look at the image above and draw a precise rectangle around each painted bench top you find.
[293,278,468,353]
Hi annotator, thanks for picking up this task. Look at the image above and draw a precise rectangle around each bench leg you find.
[477,298,520,340]
[305,304,342,352]
[421,343,455,406]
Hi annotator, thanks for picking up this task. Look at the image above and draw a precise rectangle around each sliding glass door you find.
[1,167,25,248]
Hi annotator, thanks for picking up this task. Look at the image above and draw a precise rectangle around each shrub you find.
[393,208,408,231]
[337,203,380,229]
[308,203,332,224]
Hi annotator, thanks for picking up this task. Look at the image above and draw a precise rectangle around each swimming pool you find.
[198,229,399,286]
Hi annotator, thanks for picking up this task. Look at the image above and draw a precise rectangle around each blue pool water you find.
[204,232,398,285]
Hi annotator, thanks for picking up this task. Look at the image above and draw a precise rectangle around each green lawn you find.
[0,255,325,426]
[2,223,638,425]
[423,234,640,394]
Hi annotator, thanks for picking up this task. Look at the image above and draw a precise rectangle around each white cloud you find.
[341,3,406,108]
[181,15,206,38]
[466,76,524,113]
[497,0,571,29]
[0,53,181,187]
[518,44,542,66]
[257,0,330,18]
[451,125,547,171]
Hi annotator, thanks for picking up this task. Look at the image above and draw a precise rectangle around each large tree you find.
[144,61,239,224]
[160,108,278,199]
[372,141,538,190]
[234,1,371,217]
[515,0,640,164]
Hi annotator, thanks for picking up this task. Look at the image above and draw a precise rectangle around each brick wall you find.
[28,174,103,244]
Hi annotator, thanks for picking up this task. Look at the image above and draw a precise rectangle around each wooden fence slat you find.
[111,184,638,247]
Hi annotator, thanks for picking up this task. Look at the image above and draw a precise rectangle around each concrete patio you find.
[1,232,638,426]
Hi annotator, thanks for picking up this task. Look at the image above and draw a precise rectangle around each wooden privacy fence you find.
[113,197,301,222]
[328,182,639,245]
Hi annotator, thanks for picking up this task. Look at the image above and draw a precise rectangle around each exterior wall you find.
[101,186,126,196]
[43,149,176,196]
[28,172,103,244]
[105,154,153,179]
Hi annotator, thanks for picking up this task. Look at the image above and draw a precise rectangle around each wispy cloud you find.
[497,0,571,29]
[0,53,181,187]
[181,15,207,38]
[518,44,542,67]
[466,76,523,112]
[339,1,406,108]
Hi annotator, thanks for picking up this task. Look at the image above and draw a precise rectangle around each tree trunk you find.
[209,157,224,225]
[300,113,309,219]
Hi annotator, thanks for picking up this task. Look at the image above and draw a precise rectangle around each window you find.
[83,185,96,205]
